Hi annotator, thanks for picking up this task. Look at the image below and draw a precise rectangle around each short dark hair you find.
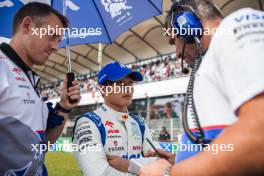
[13,2,68,34]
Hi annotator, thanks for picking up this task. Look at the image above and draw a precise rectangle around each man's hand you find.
[139,159,171,176]
[107,155,129,172]
[59,77,81,110]
[46,77,80,143]
[145,149,175,165]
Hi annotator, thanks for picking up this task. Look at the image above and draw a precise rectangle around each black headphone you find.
[170,0,222,74]
[170,0,223,43]
[170,2,203,43]
[170,2,203,74]
[169,0,212,146]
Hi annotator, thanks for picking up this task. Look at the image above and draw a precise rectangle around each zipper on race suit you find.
[123,121,129,160]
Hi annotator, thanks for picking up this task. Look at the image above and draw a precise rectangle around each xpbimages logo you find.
[162,27,234,38]
[31,25,102,39]
[161,142,234,155]
[162,27,218,37]
[97,83,134,96]
[31,141,102,154]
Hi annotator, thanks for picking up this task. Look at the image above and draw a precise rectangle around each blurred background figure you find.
[164,102,179,119]
[159,126,171,142]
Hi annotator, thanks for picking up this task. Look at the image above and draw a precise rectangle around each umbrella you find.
[52,0,163,103]
[0,0,51,39]
[52,0,163,46]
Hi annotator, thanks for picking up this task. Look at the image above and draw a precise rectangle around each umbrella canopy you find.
[52,0,162,47]
[0,0,51,38]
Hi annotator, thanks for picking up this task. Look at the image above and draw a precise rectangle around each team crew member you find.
[73,62,174,176]
[0,3,81,175]
[139,0,264,175]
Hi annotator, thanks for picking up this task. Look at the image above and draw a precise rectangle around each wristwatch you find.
[54,103,72,114]
[163,166,172,176]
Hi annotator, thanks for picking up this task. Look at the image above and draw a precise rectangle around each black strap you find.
[54,103,72,113]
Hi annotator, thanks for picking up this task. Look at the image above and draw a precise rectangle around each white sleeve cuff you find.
[128,159,143,174]
[128,157,157,174]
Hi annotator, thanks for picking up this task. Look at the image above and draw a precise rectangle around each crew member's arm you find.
[46,77,81,143]
[168,93,264,175]
[73,117,135,176]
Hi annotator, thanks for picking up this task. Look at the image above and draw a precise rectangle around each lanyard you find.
[25,70,40,97]
[0,43,40,96]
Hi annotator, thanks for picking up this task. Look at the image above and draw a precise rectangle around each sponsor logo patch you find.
[23,93,35,104]
[108,129,120,134]
[79,136,93,145]
[18,85,30,89]
[108,146,124,152]
[105,121,114,128]
[108,135,121,139]
[76,130,92,140]
[132,146,141,151]
[122,153,142,160]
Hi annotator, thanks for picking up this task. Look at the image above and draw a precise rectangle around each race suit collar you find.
[100,104,129,121]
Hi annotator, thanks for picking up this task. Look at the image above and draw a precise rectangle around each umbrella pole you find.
[96,43,103,108]
[146,93,150,121]
[98,43,103,70]
[63,0,77,104]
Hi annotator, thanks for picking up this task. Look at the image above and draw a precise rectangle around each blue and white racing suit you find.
[73,104,158,176]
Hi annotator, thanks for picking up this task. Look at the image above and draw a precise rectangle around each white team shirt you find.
[177,8,264,161]
[0,43,49,175]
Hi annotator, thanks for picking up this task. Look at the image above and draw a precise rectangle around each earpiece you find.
[170,3,203,74]
[173,11,203,43]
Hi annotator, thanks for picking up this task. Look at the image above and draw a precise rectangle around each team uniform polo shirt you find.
[177,8,264,161]
[0,43,49,175]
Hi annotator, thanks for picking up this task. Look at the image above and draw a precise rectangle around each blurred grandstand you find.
[39,53,189,99]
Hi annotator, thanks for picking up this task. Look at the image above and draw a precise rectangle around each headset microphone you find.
[181,42,190,74]
[172,3,212,146]
[182,67,190,74]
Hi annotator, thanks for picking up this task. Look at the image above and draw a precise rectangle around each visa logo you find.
[235,13,264,23]
[122,153,142,160]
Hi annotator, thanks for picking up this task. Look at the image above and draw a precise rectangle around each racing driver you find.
[72,61,174,176]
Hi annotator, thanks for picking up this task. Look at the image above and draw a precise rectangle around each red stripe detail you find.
[190,125,229,132]
[36,130,45,133]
